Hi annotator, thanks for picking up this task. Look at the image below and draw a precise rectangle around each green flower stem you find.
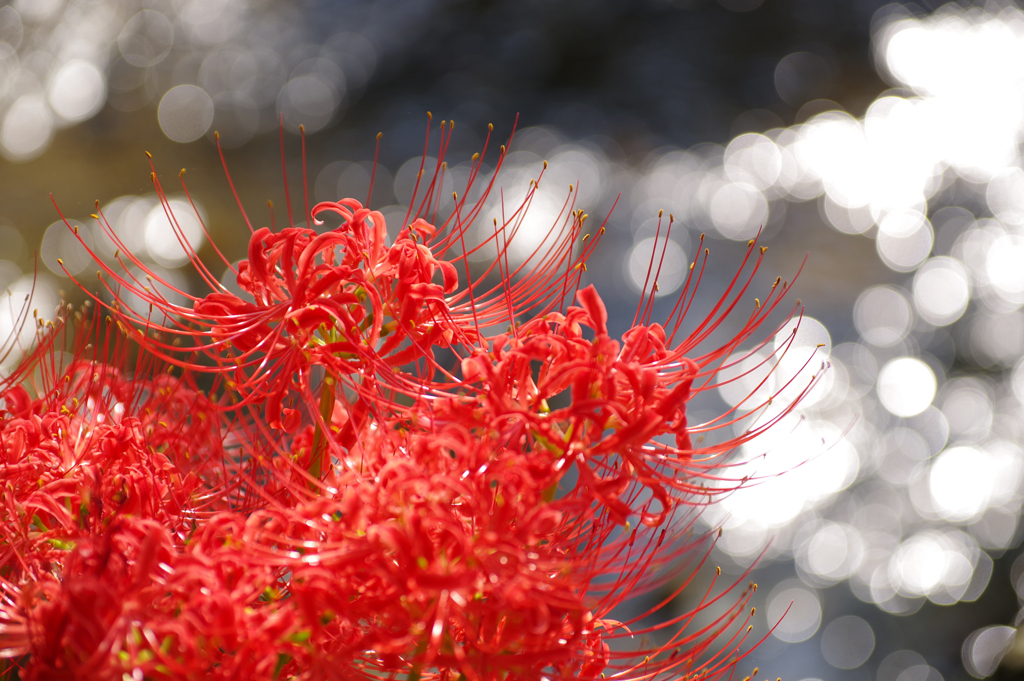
[309,373,336,483]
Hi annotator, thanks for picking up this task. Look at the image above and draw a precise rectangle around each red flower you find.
[0,117,815,680]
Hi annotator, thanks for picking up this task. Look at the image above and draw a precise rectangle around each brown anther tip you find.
[299,124,305,133]
[705,248,709,255]
[716,566,721,575]
[796,298,801,305]
[214,130,220,140]
[755,298,760,308]
[57,258,63,266]
[748,239,755,247]
[179,168,186,177]
[760,246,768,254]
[599,226,605,234]
[452,191,458,200]
[494,218,498,225]
[145,151,152,159]
[500,144,506,154]
[669,213,674,221]
[427,111,433,120]
[718,527,722,537]
[441,161,447,170]
[488,123,494,131]
[150,171,156,180]
[581,263,588,272]
[658,209,664,217]
[569,184,574,192]
[72,225,78,234]
[450,119,455,129]
[472,153,479,161]
[94,199,100,208]
[751,607,756,616]
[816,343,825,348]
[543,160,548,169]
[267,200,274,208]
[90,214,98,219]
[376,131,383,140]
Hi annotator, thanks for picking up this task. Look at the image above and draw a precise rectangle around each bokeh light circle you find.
[963,625,1016,677]
[709,182,768,240]
[48,60,106,124]
[724,133,782,190]
[41,220,92,277]
[626,237,686,297]
[854,286,912,346]
[144,199,207,268]
[767,582,821,642]
[821,616,875,669]
[913,257,970,326]
[877,357,936,417]
[118,10,174,67]
[876,210,934,272]
[1,95,53,161]
[158,85,215,143]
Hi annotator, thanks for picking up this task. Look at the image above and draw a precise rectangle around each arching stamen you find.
[368,131,383,207]
[279,113,294,229]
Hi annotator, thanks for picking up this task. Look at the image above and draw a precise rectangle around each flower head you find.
[0,116,817,680]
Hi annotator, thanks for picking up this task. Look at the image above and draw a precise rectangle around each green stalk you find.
[308,374,336,484]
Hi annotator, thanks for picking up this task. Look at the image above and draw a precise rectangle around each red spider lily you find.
[0,116,817,680]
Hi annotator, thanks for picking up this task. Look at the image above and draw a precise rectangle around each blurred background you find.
[6,0,1024,679]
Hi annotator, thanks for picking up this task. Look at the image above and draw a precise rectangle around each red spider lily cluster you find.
[0,118,810,681]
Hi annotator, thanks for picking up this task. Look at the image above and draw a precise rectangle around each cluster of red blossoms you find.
[0,119,811,680]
